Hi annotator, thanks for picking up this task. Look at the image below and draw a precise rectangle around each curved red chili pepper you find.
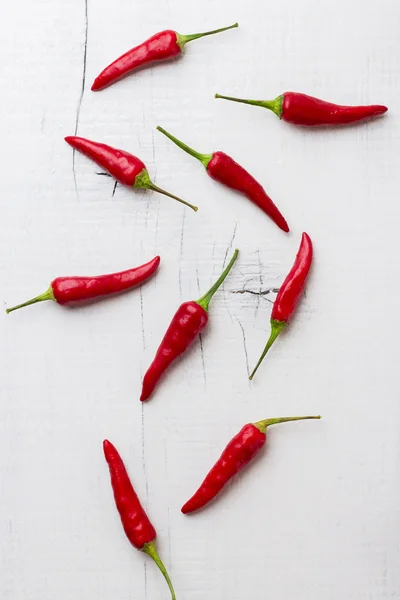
[92,23,238,91]
[156,127,289,232]
[6,256,160,314]
[103,440,176,600]
[65,136,197,212]
[141,249,239,401]
[249,232,313,380]
[215,92,388,126]
[182,415,321,514]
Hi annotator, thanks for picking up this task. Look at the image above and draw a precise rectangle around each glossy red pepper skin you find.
[65,136,197,211]
[141,249,239,402]
[281,92,388,126]
[182,424,264,514]
[54,257,160,304]
[6,257,160,314]
[103,440,176,600]
[156,127,289,232]
[272,232,313,322]
[249,233,313,379]
[92,31,180,91]
[104,439,156,548]
[182,416,321,514]
[92,23,238,91]
[141,301,208,401]
[65,136,145,186]
[215,92,388,126]
[207,152,289,232]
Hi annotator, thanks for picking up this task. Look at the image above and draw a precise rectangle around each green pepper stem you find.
[6,286,55,314]
[157,126,212,169]
[142,541,176,600]
[177,23,238,49]
[146,182,198,212]
[249,319,286,380]
[215,93,284,118]
[254,415,321,434]
[196,249,239,312]
[134,168,198,212]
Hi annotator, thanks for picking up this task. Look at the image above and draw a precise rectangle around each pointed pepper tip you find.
[103,439,111,454]
[181,503,190,514]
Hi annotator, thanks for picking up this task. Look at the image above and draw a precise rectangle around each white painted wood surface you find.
[1,1,399,598]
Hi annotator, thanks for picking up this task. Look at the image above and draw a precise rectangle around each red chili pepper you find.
[215,92,388,126]
[141,249,238,401]
[65,136,197,212]
[91,23,238,91]
[6,256,160,314]
[103,440,176,600]
[249,233,313,380]
[182,415,320,514]
[156,127,289,232]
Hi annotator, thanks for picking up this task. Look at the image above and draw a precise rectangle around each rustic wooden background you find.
[1,0,399,599]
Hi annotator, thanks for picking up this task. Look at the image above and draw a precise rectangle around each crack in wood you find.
[237,319,250,379]
[223,221,238,267]
[72,0,88,201]
[230,287,279,301]
[223,222,238,322]
[196,266,207,386]
[96,172,118,196]
[111,180,118,197]
[256,249,263,316]
[198,333,207,386]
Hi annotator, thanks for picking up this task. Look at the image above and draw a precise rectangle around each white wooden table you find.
[1,1,399,599]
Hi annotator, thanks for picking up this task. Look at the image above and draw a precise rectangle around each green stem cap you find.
[249,319,286,380]
[254,415,321,434]
[6,286,56,314]
[215,93,284,119]
[134,168,198,212]
[176,22,238,51]
[142,541,176,600]
[156,126,212,169]
[196,249,239,312]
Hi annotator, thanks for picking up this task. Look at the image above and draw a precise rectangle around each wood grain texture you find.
[1,0,399,599]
